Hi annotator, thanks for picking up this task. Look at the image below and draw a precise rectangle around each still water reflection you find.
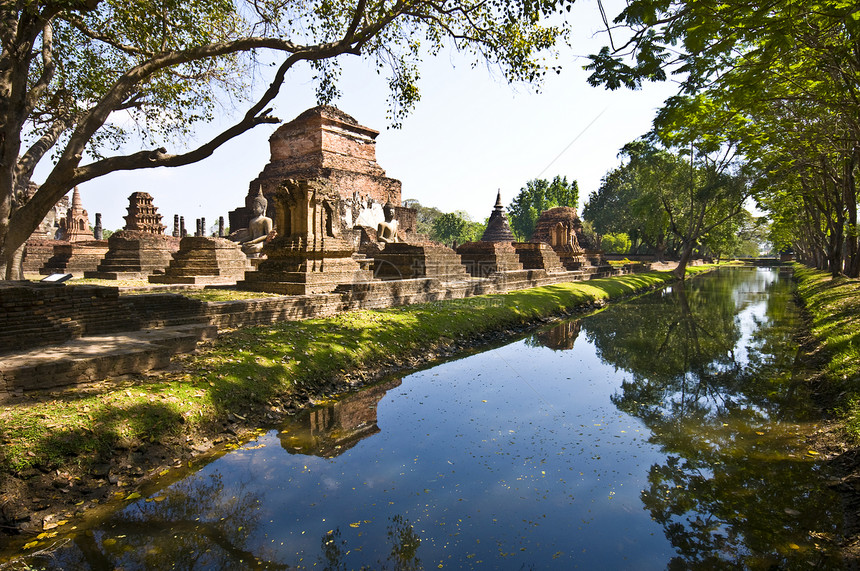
[15,268,842,569]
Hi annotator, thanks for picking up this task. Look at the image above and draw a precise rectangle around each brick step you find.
[0,325,217,396]
[135,316,213,329]
[0,330,76,353]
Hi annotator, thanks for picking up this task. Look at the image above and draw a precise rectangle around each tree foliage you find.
[429,211,484,245]
[402,198,442,237]
[507,175,579,241]
[584,138,750,273]
[586,0,860,276]
[600,232,630,255]
[1,0,573,278]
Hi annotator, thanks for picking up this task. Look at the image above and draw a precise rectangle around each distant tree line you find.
[401,200,486,245]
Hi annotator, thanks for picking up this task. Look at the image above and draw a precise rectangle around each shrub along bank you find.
[0,267,712,541]
[793,264,860,438]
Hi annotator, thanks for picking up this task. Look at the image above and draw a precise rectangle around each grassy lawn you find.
[793,264,860,438]
[0,267,712,479]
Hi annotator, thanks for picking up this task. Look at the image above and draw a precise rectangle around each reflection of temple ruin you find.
[278,378,402,458]
[533,320,582,351]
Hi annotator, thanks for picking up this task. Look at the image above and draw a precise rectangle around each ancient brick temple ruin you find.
[532,207,609,274]
[231,105,622,296]
[21,183,69,274]
[148,236,252,285]
[238,178,376,294]
[25,187,110,277]
[86,192,180,280]
[236,106,433,294]
[456,191,524,277]
[58,187,94,242]
[230,105,415,237]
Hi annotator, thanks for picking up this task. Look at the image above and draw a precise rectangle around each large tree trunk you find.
[843,151,859,278]
[2,242,25,280]
[672,241,695,280]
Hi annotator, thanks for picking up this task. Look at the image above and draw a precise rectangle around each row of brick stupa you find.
[25,105,609,290]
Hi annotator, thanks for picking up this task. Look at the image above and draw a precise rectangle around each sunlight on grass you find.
[793,264,860,439]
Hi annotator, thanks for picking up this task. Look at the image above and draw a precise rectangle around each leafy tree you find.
[600,232,630,255]
[584,156,671,259]
[507,175,579,241]
[430,211,483,245]
[401,199,444,237]
[586,0,860,276]
[586,135,749,273]
[699,210,767,261]
[0,0,572,278]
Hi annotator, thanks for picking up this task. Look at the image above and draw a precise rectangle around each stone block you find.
[456,241,523,277]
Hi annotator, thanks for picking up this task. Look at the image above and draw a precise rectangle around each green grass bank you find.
[0,267,712,538]
[793,264,860,438]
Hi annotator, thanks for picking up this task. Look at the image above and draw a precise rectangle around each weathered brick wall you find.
[0,283,139,352]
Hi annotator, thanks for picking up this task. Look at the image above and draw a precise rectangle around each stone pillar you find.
[218,216,225,237]
[173,214,180,237]
[201,217,206,237]
[180,216,186,238]
[195,218,202,237]
[94,213,103,240]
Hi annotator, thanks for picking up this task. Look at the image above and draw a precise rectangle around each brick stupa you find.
[532,207,607,272]
[59,187,94,242]
[22,183,69,274]
[39,187,108,277]
[230,105,414,233]
[85,192,180,280]
[456,191,523,277]
[149,237,253,285]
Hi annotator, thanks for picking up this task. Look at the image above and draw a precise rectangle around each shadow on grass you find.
[1,398,184,474]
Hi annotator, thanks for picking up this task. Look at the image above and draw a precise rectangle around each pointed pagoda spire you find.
[480,190,515,243]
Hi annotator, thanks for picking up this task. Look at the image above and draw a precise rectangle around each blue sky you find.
[49,0,679,232]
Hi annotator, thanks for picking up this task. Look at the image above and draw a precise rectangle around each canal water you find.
[14,268,843,568]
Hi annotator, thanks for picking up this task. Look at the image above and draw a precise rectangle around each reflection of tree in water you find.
[317,515,421,571]
[584,269,841,568]
[18,471,281,570]
[279,377,402,458]
[526,320,581,351]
